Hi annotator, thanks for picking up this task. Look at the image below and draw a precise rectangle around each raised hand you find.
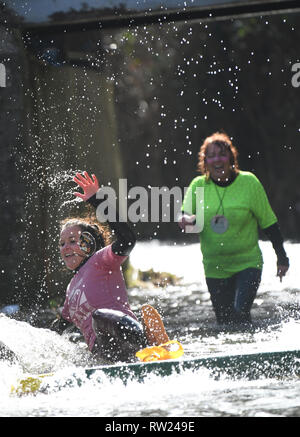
[73,171,99,201]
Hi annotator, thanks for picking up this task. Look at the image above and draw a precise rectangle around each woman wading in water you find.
[180,132,289,326]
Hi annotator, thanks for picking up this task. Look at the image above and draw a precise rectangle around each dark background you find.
[0,1,299,308]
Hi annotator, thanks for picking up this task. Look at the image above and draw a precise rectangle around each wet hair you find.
[197,132,239,179]
[60,216,111,253]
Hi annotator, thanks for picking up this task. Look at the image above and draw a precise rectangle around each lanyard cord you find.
[213,183,227,216]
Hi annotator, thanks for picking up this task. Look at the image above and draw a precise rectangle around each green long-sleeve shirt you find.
[182,171,277,278]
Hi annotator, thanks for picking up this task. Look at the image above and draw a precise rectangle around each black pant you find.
[206,268,262,325]
[91,308,147,363]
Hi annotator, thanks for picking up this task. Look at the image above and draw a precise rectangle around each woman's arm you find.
[86,193,136,256]
[262,222,289,282]
[73,172,136,256]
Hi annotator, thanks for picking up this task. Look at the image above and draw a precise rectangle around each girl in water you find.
[59,171,168,363]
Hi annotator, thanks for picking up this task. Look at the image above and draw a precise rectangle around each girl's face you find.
[205,142,232,182]
[59,225,86,270]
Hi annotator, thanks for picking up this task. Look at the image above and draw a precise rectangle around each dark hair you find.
[198,132,239,179]
[60,217,111,251]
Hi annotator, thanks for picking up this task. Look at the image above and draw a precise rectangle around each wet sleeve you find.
[249,176,277,229]
[61,300,72,323]
[87,194,136,256]
[263,222,289,266]
[98,244,128,269]
[181,177,202,215]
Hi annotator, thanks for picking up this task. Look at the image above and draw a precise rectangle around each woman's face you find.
[205,142,232,182]
[59,225,86,270]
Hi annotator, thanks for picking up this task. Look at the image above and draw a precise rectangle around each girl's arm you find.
[73,172,136,256]
[86,193,136,256]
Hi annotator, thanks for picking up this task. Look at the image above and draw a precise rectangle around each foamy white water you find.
[130,240,298,292]
[0,241,299,417]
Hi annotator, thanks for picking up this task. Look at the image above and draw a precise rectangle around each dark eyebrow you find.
[59,234,77,243]
[207,148,227,155]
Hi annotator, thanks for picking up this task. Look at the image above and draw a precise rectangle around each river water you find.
[0,240,299,417]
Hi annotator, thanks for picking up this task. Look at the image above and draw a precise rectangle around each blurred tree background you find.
[1,5,300,309]
[105,16,300,242]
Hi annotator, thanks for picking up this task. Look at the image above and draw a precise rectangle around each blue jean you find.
[206,268,262,325]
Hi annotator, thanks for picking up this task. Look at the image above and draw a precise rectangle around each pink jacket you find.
[62,245,137,351]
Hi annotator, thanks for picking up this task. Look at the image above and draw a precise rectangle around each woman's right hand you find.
[73,171,99,201]
[277,264,289,282]
[178,214,196,231]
